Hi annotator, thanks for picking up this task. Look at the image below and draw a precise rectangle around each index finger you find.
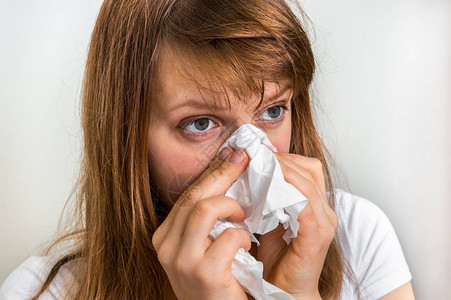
[182,148,249,203]
[163,147,250,226]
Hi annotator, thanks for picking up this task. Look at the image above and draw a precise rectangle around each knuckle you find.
[192,264,213,285]
[155,242,171,266]
[230,196,245,211]
[236,228,251,242]
[213,163,230,178]
[193,200,213,217]
[319,221,337,241]
[304,172,316,184]
[173,256,189,274]
[222,228,251,250]
[208,158,221,170]
[180,185,203,206]
[222,227,243,241]
[330,211,339,230]
[151,229,161,249]
[152,225,168,252]
[324,230,336,244]
[324,224,337,239]
[308,157,323,170]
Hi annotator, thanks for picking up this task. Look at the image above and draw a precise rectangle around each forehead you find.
[153,52,291,114]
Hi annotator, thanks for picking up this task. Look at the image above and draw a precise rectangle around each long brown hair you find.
[33,0,357,299]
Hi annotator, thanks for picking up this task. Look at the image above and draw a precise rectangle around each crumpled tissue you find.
[208,123,309,300]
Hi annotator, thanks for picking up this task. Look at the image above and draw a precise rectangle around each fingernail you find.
[218,147,233,161]
[229,149,245,164]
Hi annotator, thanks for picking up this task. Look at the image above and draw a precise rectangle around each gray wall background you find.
[1,0,450,299]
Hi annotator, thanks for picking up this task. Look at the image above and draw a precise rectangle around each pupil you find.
[195,118,209,131]
[268,107,280,119]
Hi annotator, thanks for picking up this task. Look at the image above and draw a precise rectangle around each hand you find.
[256,152,338,299]
[152,147,252,300]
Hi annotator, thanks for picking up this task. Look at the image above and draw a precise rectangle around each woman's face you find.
[147,56,293,204]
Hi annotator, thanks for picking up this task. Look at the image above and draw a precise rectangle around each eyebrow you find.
[168,84,292,113]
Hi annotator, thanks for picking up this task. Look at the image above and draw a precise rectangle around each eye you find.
[182,118,218,135]
[257,105,288,123]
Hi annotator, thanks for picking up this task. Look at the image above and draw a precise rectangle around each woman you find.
[0,0,414,299]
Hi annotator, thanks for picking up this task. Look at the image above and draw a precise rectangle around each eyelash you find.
[180,104,289,140]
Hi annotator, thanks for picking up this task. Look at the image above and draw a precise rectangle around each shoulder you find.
[0,256,75,300]
[333,189,412,299]
[334,188,392,235]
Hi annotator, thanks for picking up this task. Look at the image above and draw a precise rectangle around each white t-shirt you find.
[334,189,412,299]
[0,189,412,299]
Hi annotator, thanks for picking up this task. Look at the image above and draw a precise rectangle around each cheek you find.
[147,140,211,204]
[265,119,292,153]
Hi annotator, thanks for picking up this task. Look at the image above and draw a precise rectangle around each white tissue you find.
[208,124,309,300]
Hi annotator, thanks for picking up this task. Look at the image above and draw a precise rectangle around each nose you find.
[224,116,255,139]
[215,115,261,147]
[232,108,258,129]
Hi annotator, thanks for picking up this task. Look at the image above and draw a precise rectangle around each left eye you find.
[258,106,284,121]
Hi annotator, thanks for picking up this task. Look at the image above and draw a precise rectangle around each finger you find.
[278,160,331,226]
[178,196,247,257]
[274,153,316,185]
[152,146,235,250]
[204,227,251,269]
[163,147,250,249]
[173,147,249,210]
[160,146,240,228]
[293,156,327,202]
[185,147,250,203]
[276,154,337,225]
[275,152,328,206]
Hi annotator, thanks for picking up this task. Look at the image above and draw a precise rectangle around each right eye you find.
[180,117,220,140]
[182,118,217,133]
